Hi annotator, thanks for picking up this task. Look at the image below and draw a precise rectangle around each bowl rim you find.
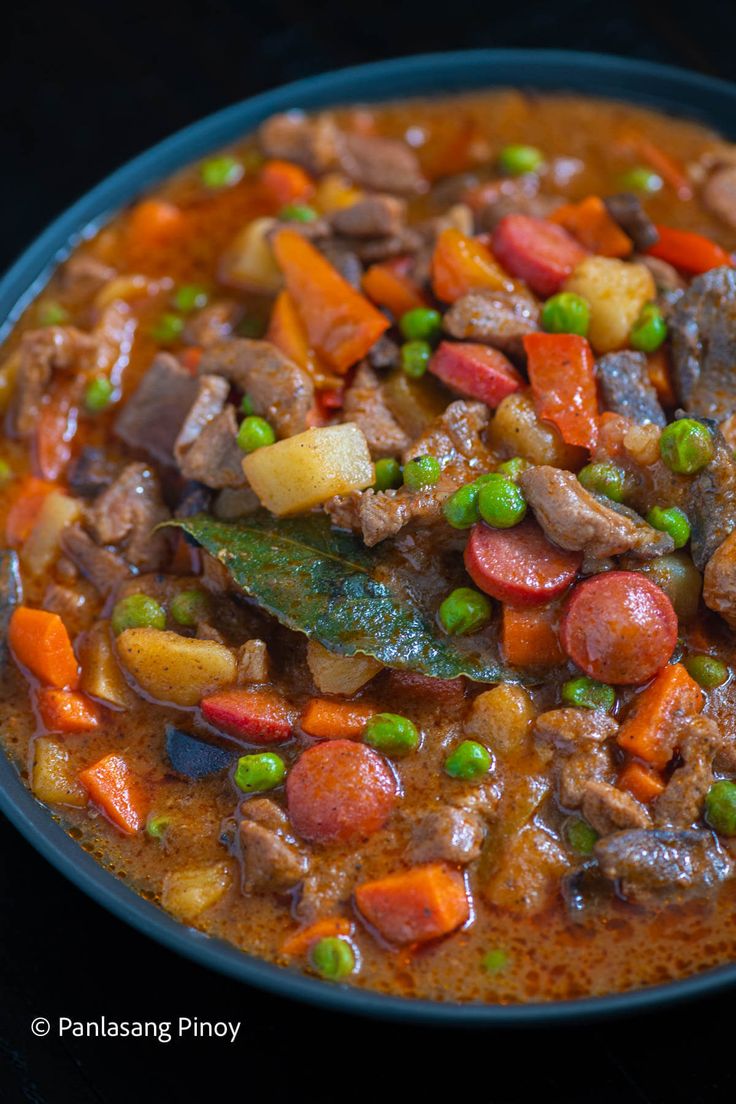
[3,47,736,1025]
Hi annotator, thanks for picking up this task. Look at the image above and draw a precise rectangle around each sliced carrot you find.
[280,917,353,957]
[617,663,704,769]
[127,199,187,251]
[362,262,427,318]
[37,689,100,733]
[647,225,733,274]
[301,698,375,740]
[260,160,314,207]
[266,290,339,389]
[523,333,599,450]
[271,229,389,373]
[9,607,79,689]
[617,760,666,804]
[550,195,633,258]
[431,228,512,303]
[79,753,148,834]
[647,348,676,408]
[5,477,58,545]
[501,602,564,668]
[355,863,469,946]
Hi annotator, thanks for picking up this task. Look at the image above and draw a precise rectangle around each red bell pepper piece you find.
[523,333,599,450]
[647,225,733,274]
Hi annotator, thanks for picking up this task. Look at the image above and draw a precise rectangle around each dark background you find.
[2,2,736,1100]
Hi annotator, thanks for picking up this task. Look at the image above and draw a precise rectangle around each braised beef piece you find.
[174,375,229,460]
[239,798,308,893]
[686,417,736,570]
[199,338,314,438]
[634,253,686,293]
[604,193,659,251]
[408,805,485,864]
[669,266,736,420]
[367,334,400,371]
[86,463,171,572]
[342,362,411,459]
[519,465,674,560]
[557,745,614,809]
[596,350,666,426]
[115,353,199,466]
[181,300,243,347]
[702,165,736,230]
[9,326,93,438]
[582,781,651,836]
[561,861,613,924]
[67,447,121,498]
[330,195,407,238]
[334,229,423,265]
[473,176,562,231]
[175,482,213,519]
[533,708,618,752]
[59,525,132,595]
[443,288,540,360]
[178,407,246,489]
[0,550,22,666]
[654,716,720,829]
[60,255,116,298]
[594,828,734,907]
[704,528,736,628]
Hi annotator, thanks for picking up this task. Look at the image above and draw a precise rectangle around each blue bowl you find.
[2,49,736,1024]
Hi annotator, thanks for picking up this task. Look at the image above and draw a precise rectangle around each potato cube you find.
[307,640,382,695]
[162,862,233,921]
[116,628,236,706]
[219,217,283,294]
[464,684,536,758]
[243,423,374,516]
[563,256,655,354]
[79,621,131,707]
[32,738,87,807]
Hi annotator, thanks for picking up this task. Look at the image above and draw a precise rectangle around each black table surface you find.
[3,2,736,1099]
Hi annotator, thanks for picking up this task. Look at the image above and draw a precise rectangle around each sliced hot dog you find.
[464,518,582,607]
[560,571,677,685]
[429,341,523,407]
[492,214,588,297]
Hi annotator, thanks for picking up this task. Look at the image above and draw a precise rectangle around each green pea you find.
[403,455,440,491]
[541,292,590,337]
[561,676,616,712]
[578,462,626,502]
[84,377,114,414]
[444,740,491,780]
[482,948,510,973]
[170,589,211,627]
[438,587,492,636]
[146,814,171,840]
[172,283,209,313]
[498,144,544,176]
[618,166,663,193]
[240,393,255,416]
[477,476,527,528]
[399,307,442,343]
[684,654,729,689]
[705,780,736,836]
[111,593,166,636]
[150,312,185,344]
[401,339,432,379]
[278,203,318,222]
[646,505,691,549]
[442,482,480,529]
[564,817,599,855]
[38,300,69,326]
[495,456,531,482]
[373,457,402,492]
[0,459,13,485]
[234,752,286,793]
[237,415,275,453]
[630,303,667,353]
[660,419,714,475]
[309,936,356,980]
[200,154,243,189]
[363,713,419,756]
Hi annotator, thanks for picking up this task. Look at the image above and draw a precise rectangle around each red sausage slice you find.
[429,341,523,408]
[286,739,397,844]
[560,571,677,685]
[201,689,293,744]
[464,519,582,607]
[492,214,588,297]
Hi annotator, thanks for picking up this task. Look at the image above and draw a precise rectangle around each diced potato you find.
[313,173,363,213]
[563,256,656,354]
[218,217,283,293]
[32,737,87,807]
[383,370,449,438]
[243,423,374,517]
[236,639,270,684]
[306,640,382,695]
[162,862,233,921]
[116,628,237,706]
[21,491,82,576]
[79,621,131,708]
[464,684,536,758]
[484,825,570,915]
[490,391,586,469]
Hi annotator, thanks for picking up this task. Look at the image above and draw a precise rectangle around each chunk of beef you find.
[634,253,686,293]
[330,195,406,238]
[534,708,619,753]
[484,824,571,915]
[519,465,674,560]
[582,781,651,836]
[9,327,94,437]
[561,861,614,924]
[115,353,199,466]
[669,267,736,420]
[604,193,659,251]
[198,338,314,438]
[59,525,131,595]
[239,799,308,893]
[408,806,484,865]
[686,419,736,570]
[443,288,540,360]
[258,111,338,174]
[594,828,733,906]
[296,864,358,924]
[174,374,229,459]
[42,582,92,633]
[557,745,615,809]
[596,351,666,427]
[175,482,213,519]
[213,486,261,520]
[177,406,246,489]
[654,715,720,828]
[67,447,121,498]
[704,529,736,628]
[342,362,411,459]
[335,228,423,265]
[60,255,117,298]
[702,165,736,230]
[86,463,171,571]
[182,300,243,347]
[473,176,562,231]
[367,334,400,371]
